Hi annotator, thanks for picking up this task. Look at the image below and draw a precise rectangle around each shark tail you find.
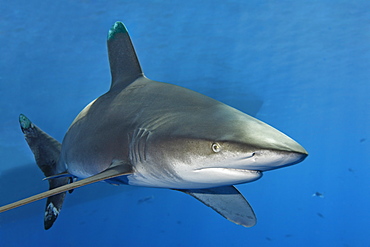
[19,114,70,230]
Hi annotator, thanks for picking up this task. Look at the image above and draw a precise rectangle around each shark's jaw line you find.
[126,167,263,189]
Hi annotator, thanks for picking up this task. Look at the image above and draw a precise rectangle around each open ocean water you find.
[0,1,369,247]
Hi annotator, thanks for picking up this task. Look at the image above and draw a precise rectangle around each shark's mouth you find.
[192,167,263,185]
[237,150,308,172]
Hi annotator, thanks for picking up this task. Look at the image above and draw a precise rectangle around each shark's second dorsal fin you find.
[108,22,143,90]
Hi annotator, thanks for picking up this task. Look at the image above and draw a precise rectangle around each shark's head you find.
[130,99,308,189]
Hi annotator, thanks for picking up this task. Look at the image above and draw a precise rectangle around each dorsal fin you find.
[108,22,143,90]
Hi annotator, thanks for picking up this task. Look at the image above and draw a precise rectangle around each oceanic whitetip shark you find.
[0,22,308,229]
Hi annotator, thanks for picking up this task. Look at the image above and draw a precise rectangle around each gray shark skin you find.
[0,22,307,229]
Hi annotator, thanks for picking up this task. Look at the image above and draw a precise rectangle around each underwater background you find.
[0,1,369,246]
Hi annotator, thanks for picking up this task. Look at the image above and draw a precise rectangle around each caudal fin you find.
[19,114,70,230]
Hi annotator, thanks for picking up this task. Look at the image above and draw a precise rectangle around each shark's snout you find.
[290,151,308,165]
[235,114,308,172]
[243,148,307,172]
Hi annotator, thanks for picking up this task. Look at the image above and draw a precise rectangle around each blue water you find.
[0,1,369,246]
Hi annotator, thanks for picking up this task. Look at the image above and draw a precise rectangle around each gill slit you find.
[128,128,151,164]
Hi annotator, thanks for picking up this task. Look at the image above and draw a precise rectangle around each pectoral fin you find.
[0,163,133,213]
[176,186,256,227]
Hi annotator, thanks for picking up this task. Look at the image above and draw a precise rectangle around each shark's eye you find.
[211,142,221,153]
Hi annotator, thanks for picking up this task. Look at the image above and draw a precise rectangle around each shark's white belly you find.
[126,167,262,189]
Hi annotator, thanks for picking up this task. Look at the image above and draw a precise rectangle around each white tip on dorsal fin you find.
[107,22,143,90]
[0,163,133,213]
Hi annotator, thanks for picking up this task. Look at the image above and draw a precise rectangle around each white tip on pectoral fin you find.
[176,185,256,227]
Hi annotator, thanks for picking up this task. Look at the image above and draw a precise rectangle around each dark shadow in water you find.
[0,164,131,224]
